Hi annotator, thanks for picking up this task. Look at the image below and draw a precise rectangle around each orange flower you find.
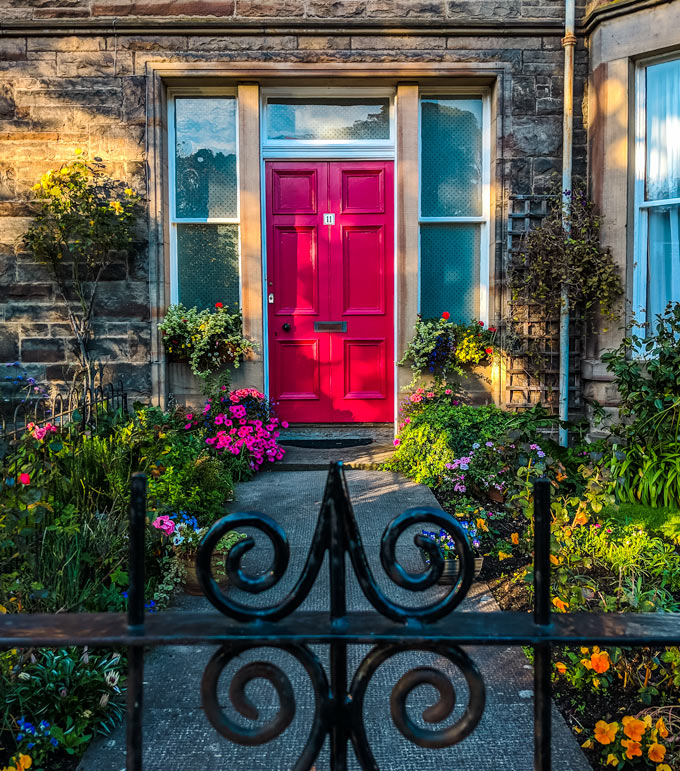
[622,716,647,742]
[552,597,569,612]
[550,554,560,565]
[656,717,669,739]
[590,651,610,674]
[476,518,489,532]
[648,743,666,763]
[594,720,618,745]
[573,510,589,526]
[498,551,511,561]
[621,739,642,759]
[555,662,567,675]
[510,532,519,545]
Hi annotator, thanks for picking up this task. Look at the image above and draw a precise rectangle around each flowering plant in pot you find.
[398,312,497,386]
[151,511,245,596]
[159,302,254,380]
[420,522,484,584]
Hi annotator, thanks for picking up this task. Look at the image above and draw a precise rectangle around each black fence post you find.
[127,473,146,771]
[533,478,552,771]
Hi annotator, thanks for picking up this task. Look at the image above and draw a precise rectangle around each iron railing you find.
[0,379,128,441]
[2,461,680,770]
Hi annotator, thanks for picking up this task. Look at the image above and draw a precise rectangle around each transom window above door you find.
[261,88,395,158]
[168,91,241,311]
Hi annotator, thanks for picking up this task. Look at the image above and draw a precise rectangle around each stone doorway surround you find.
[147,62,506,414]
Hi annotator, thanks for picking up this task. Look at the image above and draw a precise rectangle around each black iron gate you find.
[2,461,680,770]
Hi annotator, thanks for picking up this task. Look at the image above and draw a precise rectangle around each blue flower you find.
[6,478,15,487]
[40,720,50,729]
[50,737,59,747]
[121,591,128,599]
[27,742,35,749]
[16,733,24,741]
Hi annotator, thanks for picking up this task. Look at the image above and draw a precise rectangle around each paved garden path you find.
[79,469,591,771]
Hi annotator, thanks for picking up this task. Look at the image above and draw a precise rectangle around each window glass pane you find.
[174,97,237,218]
[266,98,390,141]
[646,58,680,201]
[177,224,239,310]
[646,204,680,331]
[421,98,483,217]
[420,224,480,322]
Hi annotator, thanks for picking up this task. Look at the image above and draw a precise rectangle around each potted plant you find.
[419,523,484,584]
[159,302,255,381]
[152,512,245,596]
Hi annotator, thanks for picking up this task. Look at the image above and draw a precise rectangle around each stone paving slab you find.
[78,470,591,771]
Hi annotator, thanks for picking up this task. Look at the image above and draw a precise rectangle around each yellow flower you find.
[592,678,600,688]
[594,720,618,745]
[110,200,123,215]
[621,739,642,759]
[648,743,666,763]
[0,605,6,614]
[622,716,647,742]
[656,765,672,771]
[497,551,511,561]
[74,147,83,154]
[510,532,519,545]
[605,754,618,766]
[581,739,594,749]
[656,717,669,739]
[124,187,134,196]
[552,597,569,612]
[555,662,567,675]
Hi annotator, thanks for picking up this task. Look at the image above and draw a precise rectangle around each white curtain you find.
[647,204,680,329]
[645,58,680,331]
[646,58,680,201]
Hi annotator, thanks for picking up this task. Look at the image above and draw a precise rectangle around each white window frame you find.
[417,88,491,325]
[260,86,396,160]
[167,87,241,306]
[633,53,680,329]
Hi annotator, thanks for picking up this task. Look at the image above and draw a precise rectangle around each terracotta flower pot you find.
[181,553,230,596]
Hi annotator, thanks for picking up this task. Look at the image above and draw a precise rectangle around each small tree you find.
[22,152,142,391]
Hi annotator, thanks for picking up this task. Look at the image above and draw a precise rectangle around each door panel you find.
[267,161,393,423]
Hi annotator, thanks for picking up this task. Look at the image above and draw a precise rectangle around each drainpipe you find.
[558,0,576,447]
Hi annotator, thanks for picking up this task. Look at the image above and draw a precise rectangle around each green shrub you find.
[387,402,511,486]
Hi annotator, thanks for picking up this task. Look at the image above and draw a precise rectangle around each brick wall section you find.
[0,0,587,402]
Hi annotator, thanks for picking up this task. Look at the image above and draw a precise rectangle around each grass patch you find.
[603,502,680,542]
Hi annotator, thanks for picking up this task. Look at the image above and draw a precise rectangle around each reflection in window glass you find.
[646,204,680,331]
[266,98,390,141]
[420,224,480,323]
[645,58,680,201]
[174,98,237,219]
[177,224,240,310]
[420,98,483,217]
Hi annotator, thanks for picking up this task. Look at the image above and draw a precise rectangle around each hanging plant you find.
[159,302,255,380]
[398,312,497,386]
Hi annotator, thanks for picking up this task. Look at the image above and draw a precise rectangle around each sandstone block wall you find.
[0,0,588,404]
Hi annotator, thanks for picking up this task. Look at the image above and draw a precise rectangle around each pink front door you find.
[266,161,394,423]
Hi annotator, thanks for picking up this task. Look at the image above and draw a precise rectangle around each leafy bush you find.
[0,647,125,767]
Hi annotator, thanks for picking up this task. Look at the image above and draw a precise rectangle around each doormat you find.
[278,438,373,449]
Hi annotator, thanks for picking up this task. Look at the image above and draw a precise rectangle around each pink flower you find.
[404,417,411,423]
[185,413,193,420]
[184,423,192,430]
[281,421,289,429]
[393,438,400,447]
[426,392,435,398]
[19,473,31,485]
[445,389,452,395]
[152,515,175,536]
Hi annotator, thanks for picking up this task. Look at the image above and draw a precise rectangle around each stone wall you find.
[0,0,587,405]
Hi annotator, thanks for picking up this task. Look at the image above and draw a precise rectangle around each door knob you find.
[282,323,291,332]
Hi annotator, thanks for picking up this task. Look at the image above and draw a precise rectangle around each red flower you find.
[215,302,224,309]
[485,347,493,354]
[478,320,484,326]
[19,473,31,485]
[441,311,450,320]
[488,326,497,333]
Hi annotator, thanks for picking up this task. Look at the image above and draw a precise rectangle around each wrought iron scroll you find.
[195,461,485,769]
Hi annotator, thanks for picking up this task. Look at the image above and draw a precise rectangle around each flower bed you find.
[388,384,680,770]
[0,388,285,769]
